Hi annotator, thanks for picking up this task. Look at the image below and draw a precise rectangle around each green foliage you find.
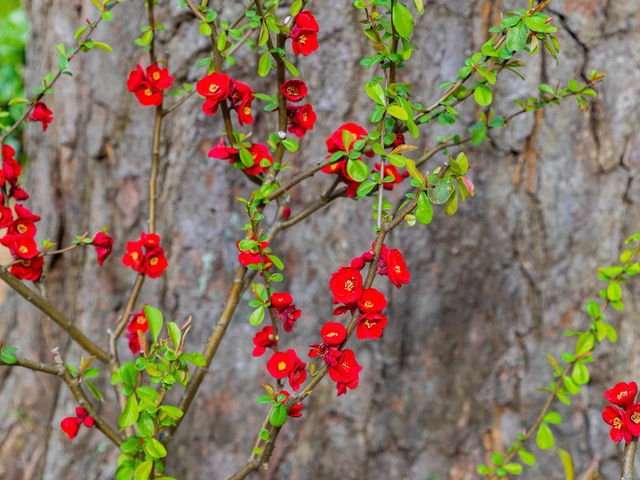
[0,0,27,134]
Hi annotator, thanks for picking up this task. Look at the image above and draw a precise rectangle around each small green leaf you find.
[84,367,99,379]
[387,104,409,120]
[506,21,527,52]
[119,395,140,429]
[542,411,562,424]
[168,322,181,350]
[392,1,414,38]
[575,331,595,356]
[557,448,574,480]
[572,362,590,385]
[476,67,496,85]
[346,159,370,182]
[518,448,536,466]
[269,404,288,427]
[357,180,377,198]
[474,84,493,106]
[144,305,163,343]
[134,459,152,480]
[504,463,523,475]
[144,438,167,459]
[199,23,212,36]
[259,428,269,440]
[8,97,29,106]
[607,281,622,301]
[445,190,458,216]
[365,81,386,106]
[93,41,113,53]
[536,423,554,449]
[85,380,104,402]
[137,411,155,437]
[415,191,433,225]
[562,376,581,395]
[159,405,183,419]
[413,0,424,14]
[258,52,271,77]
[282,139,299,152]
[250,306,265,326]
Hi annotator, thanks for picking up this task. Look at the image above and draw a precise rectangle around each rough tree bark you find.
[0,0,639,479]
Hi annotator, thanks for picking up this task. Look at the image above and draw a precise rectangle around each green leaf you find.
[258,52,271,77]
[346,159,370,182]
[415,191,433,225]
[116,463,134,480]
[120,435,140,453]
[543,411,562,424]
[85,380,104,402]
[168,322,181,350]
[562,376,581,395]
[607,281,622,301]
[217,31,227,52]
[84,367,99,379]
[144,438,167,459]
[357,180,377,198]
[387,104,409,120]
[93,41,113,53]
[585,300,600,318]
[413,0,424,14]
[477,464,490,475]
[572,362,590,385]
[74,26,88,40]
[121,362,138,388]
[518,448,536,466]
[102,10,114,21]
[504,463,523,475]
[476,67,496,85]
[392,2,414,38]
[160,405,183,419]
[557,449,574,480]
[366,81,386,106]
[249,306,265,326]
[449,152,468,176]
[445,190,458,216]
[506,21,527,52]
[474,84,493,106]
[144,305,163,343]
[119,395,140,429]
[134,459,153,480]
[282,139,298,152]
[284,60,299,76]
[137,411,155,437]
[182,351,207,366]
[8,97,29,106]
[269,404,288,427]
[290,0,302,16]
[491,452,503,466]
[575,331,595,356]
[536,423,554,449]
[199,23,212,36]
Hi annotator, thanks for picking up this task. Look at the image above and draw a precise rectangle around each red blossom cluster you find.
[27,102,53,131]
[271,292,301,332]
[322,123,373,197]
[0,145,44,280]
[126,309,149,355]
[266,348,307,392]
[286,103,316,138]
[60,407,94,440]
[196,73,254,125]
[209,138,273,176]
[92,231,113,266]
[127,63,175,106]
[375,162,408,190]
[602,381,640,443]
[122,232,168,278]
[236,236,272,270]
[290,11,319,56]
[278,390,303,417]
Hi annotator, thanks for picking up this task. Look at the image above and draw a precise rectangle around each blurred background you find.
[0,1,639,479]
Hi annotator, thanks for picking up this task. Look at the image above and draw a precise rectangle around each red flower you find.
[328,349,362,396]
[357,288,387,313]
[321,322,346,345]
[28,102,53,131]
[10,256,43,281]
[280,80,308,102]
[271,292,293,309]
[60,417,80,440]
[122,239,145,273]
[282,206,291,220]
[128,331,143,355]
[375,163,407,190]
[322,123,371,197]
[245,143,273,176]
[196,73,231,115]
[279,305,301,332]
[357,312,388,340]
[127,63,174,106]
[10,186,29,200]
[3,157,22,186]
[0,204,12,229]
[2,144,15,161]
[279,390,303,417]
[0,234,39,259]
[605,382,638,409]
[236,236,272,269]
[92,232,113,266]
[122,233,168,278]
[127,310,148,334]
[252,325,277,357]
[287,104,316,138]
[602,406,632,443]
[625,403,640,436]
[287,352,307,391]
[381,247,410,288]
[208,138,239,163]
[229,79,255,126]
[143,247,168,278]
[329,266,363,305]
[391,133,405,148]
[60,407,94,440]
[290,11,319,56]
[267,349,297,379]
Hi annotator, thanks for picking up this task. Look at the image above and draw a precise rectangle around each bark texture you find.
[1,0,639,479]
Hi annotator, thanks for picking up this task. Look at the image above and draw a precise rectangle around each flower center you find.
[144,88,154,96]
[152,72,160,81]
[394,265,401,273]
[243,106,251,115]
[278,361,287,371]
[326,332,337,337]
[149,257,159,266]
[209,84,219,94]
[131,252,139,261]
[614,417,623,429]
[298,35,307,44]
[363,301,373,309]
[287,86,298,95]
[618,392,628,400]
[344,279,354,291]
[17,224,27,234]
[19,246,28,254]
[632,412,640,424]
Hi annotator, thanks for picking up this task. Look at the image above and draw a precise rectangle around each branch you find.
[622,438,638,480]
[0,267,109,363]
[0,355,60,375]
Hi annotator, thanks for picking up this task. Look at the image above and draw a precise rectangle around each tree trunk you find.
[0,0,638,479]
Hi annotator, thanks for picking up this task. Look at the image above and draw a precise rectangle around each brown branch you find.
[162,90,196,117]
[622,438,638,480]
[0,355,60,375]
[0,268,109,363]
